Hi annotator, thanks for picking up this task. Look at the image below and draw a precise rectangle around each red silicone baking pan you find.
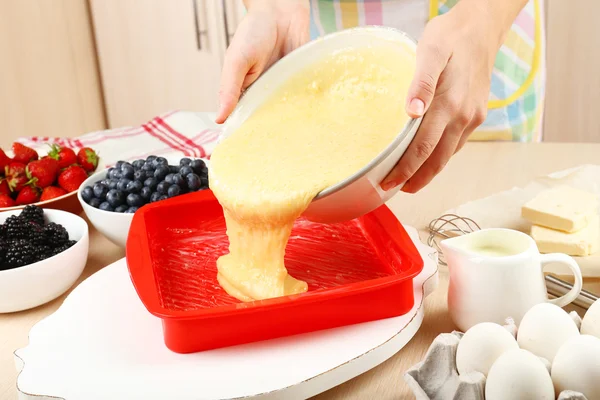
[126,190,424,353]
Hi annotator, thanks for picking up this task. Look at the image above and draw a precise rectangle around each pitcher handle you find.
[540,253,583,307]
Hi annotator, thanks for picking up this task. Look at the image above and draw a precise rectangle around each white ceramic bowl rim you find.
[222,26,420,202]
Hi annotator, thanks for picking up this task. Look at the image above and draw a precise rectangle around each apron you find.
[309,0,546,142]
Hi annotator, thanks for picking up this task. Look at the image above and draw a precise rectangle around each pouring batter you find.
[209,43,415,301]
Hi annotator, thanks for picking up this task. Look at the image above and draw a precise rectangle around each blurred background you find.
[1,0,598,143]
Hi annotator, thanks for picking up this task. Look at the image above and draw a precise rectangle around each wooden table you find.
[1,142,599,400]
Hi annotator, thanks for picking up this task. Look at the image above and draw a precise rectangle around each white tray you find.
[15,226,438,400]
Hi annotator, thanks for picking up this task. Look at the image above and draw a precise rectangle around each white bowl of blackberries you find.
[78,155,209,247]
[0,205,89,313]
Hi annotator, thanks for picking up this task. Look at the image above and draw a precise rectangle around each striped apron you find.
[308,0,546,142]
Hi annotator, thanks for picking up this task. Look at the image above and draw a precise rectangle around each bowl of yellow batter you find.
[218,26,421,224]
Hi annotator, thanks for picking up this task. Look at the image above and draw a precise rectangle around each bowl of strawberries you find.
[0,142,101,214]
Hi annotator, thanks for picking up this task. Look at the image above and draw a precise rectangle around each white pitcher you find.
[441,228,583,332]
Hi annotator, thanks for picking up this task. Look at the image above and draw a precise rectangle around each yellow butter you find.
[209,44,415,302]
[522,186,598,233]
[531,214,600,256]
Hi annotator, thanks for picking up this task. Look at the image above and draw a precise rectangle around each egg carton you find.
[404,314,588,400]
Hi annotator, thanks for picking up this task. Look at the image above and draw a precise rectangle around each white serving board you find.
[15,226,438,400]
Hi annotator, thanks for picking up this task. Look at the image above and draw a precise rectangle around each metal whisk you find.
[426,213,598,309]
[427,214,481,266]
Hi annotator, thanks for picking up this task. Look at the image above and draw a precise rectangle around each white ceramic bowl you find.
[0,209,89,313]
[221,26,422,224]
[78,169,134,248]
[79,157,209,247]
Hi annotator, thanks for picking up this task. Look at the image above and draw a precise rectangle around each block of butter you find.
[531,214,600,256]
[522,185,598,232]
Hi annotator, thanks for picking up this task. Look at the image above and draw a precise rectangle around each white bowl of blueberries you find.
[78,155,209,247]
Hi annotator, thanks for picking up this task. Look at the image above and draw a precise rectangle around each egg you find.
[551,334,600,399]
[517,303,580,363]
[456,322,519,376]
[486,349,555,400]
[581,298,600,338]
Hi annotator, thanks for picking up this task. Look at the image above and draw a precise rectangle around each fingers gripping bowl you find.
[221,26,422,224]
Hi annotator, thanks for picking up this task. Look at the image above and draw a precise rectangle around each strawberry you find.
[77,147,99,172]
[0,179,10,196]
[48,144,77,169]
[0,149,12,172]
[58,165,88,192]
[5,162,28,192]
[26,158,60,188]
[12,143,38,164]
[0,194,15,208]
[15,185,40,206]
[40,186,67,201]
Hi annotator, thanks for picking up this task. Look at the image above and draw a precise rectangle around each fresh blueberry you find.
[126,180,143,193]
[150,192,162,203]
[190,159,207,175]
[89,198,102,208]
[115,161,125,169]
[164,173,174,185]
[133,170,145,182]
[81,186,94,203]
[140,187,153,202]
[106,189,125,207]
[156,181,170,195]
[93,183,109,200]
[125,207,139,214]
[155,157,168,166]
[99,202,114,212]
[119,161,133,171]
[117,179,131,192]
[113,170,123,180]
[179,166,193,177]
[144,177,158,191]
[108,179,119,190]
[154,165,169,181]
[179,158,192,167]
[200,176,209,189]
[141,162,155,172]
[186,174,201,191]
[171,174,186,190]
[144,170,155,180]
[132,159,145,170]
[100,179,111,186]
[115,205,128,213]
[169,165,180,173]
[127,193,145,207]
[121,165,135,180]
[106,167,116,178]
[159,195,168,201]
[146,155,157,164]
[167,185,180,198]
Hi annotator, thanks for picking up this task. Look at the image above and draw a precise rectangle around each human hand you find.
[381,0,512,193]
[215,0,310,124]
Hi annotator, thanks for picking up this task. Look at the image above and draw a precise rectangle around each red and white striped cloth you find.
[16,111,222,167]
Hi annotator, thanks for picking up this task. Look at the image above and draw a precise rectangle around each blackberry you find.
[0,237,6,264]
[44,222,69,247]
[27,222,46,246]
[20,205,45,226]
[0,223,6,239]
[52,240,77,256]
[4,215,29,240]
[34,245,53,262]
[5,239,35,267]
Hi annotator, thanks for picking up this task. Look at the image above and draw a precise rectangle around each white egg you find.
[486,349,555,400]
[456,322,519,376]
[517,303,579,363]
[551,334,600,399]
[581,298,600,338]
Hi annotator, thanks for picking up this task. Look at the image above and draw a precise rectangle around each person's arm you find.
[381,0,529,193]
[216,0,309,123]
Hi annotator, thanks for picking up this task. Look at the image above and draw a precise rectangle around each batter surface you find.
[209,43,416,302]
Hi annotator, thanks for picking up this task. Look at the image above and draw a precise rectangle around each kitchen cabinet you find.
[0,0,106,146]
[90,0,244,128]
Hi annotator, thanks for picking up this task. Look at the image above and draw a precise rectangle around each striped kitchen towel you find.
[16,111,221,167]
